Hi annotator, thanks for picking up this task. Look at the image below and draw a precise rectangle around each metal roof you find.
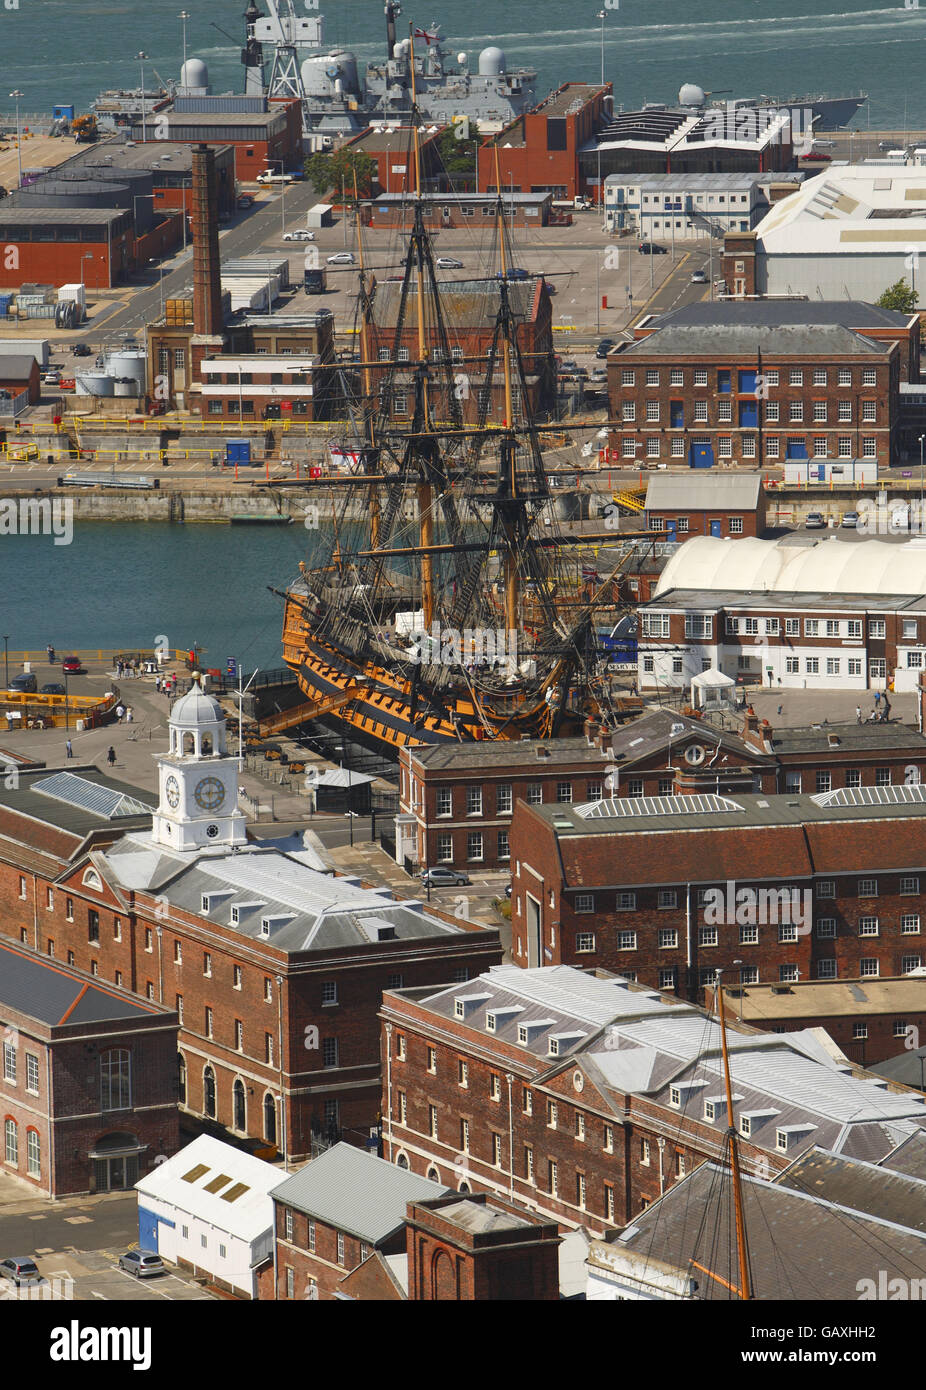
[0,941,158,1026]
[134,1135,278,1243]
[644,473,761,511]
[269,1142,447,1243]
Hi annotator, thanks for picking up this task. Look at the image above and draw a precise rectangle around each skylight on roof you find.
[811,784,926,809]
[33,772,154,820]
[575,793,744,820]
[220,1182,250,1203]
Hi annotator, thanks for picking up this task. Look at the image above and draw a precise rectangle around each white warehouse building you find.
[133,1135,278,1298]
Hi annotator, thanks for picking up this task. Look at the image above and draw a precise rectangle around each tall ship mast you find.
[274,96,646,756]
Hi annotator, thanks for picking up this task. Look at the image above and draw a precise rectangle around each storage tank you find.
[105,349,146,392]
[75,372,115,397]
[14,178,132,212]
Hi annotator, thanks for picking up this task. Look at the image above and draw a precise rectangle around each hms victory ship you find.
[272,124,648,756]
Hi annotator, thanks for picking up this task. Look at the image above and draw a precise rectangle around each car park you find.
[436,256,464,269]
[326,251,355,265]
[0,1257,42,1286]
[118,1251,166,1279]
[419,866,471,887]
[804,512,826,529]
[283,229,315,241]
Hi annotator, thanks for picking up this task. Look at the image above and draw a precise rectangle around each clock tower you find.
[152,680,247,852]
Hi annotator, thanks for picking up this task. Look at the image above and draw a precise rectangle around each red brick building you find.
[715,975,926,1069]
[343,125,445,197]
[0,941,178,1197]
[131,100,302,183]
[479,83,611,202]
[0,693,501,1164]
[607,300,914,469]
[0,354,41,405]
[397,736,612,871]
[370,275,555,423]
[508,783,926,996]
[379,963,926,1229]
[643,473,768,540]
[0,207,134,289]
[603,707,926,799]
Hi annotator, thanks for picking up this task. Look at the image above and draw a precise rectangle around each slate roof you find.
[880,1130,926,1180]
[777,1147,926,1232]
[0,355,37,380]
[372,277,540,329]
[619,323,887,358]
[406,735,605,772]
[644,299,914,331]
[270,1143,447,1244]
[0,941,158,1027]
[607,708,764,771]
[601,1163,926,1300]
[102,833,490,955]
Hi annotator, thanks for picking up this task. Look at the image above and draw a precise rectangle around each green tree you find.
[876,278,918,313]
[303,148,375,199]
[435,126,477,180]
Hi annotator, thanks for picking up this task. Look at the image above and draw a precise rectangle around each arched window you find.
[427,1166,440,1183]
[396,1152,409,1170]
[233,1079,246,1132]
[201,734,213,756]
[182,732,194,755]
[203,1065,216,1119]
[263,1092,276,1143]
[100,1049,132,1111]
[458,1180,471,1194]
[4,1117,17,1165]
[178,1053,187,1105]
[26,1128,40,1178]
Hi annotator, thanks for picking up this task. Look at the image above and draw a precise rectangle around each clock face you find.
[193,776,225,812]
[165,775,180,810]
[206,824,220,839]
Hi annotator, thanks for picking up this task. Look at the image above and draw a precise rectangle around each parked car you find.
[72,343,92,357]
[419,866,471,887]
[436,256,464,269]
[237,194,255,209]
[804,512,826,529]
[0,1257,42,1286]
[690,269,708,283]
[40,683,66,695]
[841,511,860,528]
[41,371,61,385]
[118,1251,165,1279]
[256,170,294,185]
[283,228,315,241]
[595,338,616,359]
[638,242,667,254]
[326,251,355,265]
[8,673,36,692]
[496,267,529,280]
[61,656,84,673]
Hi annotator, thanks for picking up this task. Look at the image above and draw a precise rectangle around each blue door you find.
[690,442,714,468]
[670,400,684,428]
[738,400,758,428]
[786,439,808,460]
[138,1207,160,1252]
[710,519,722,537]
[665,520,677,541]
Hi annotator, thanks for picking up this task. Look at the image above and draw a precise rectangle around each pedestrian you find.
[106,746,116,767]
[856,705,862,724]
[65,739,73,758]
[125,707,133,724]
[875,690,881,707]
[116,703,125,722]
[46,644,55,665]
[155,676,161,694]
[884,695,892,721]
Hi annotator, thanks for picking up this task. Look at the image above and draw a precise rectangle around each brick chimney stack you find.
[192,144,223,337]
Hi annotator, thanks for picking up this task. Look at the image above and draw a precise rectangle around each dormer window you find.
[82,868,102,890]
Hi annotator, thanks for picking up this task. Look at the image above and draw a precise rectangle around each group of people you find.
[114,703,133,724]
[857,693,892,724]
[116,658,145,678]
[155,674,178,697]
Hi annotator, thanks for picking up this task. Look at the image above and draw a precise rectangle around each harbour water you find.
[0,0,917,128]
[2,523,318,671]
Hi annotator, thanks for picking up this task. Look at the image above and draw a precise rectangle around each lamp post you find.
[137,52,148,143]
[179,10,190,75]
[919,433,924,534]
[2,635,8,688]
[9,91,23,190]
[597,8,606,86]
[63,667,69,731]
[596,12,606,209]
[79,251,93,294]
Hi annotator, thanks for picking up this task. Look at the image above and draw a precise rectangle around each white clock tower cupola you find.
[152,680,247,851]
